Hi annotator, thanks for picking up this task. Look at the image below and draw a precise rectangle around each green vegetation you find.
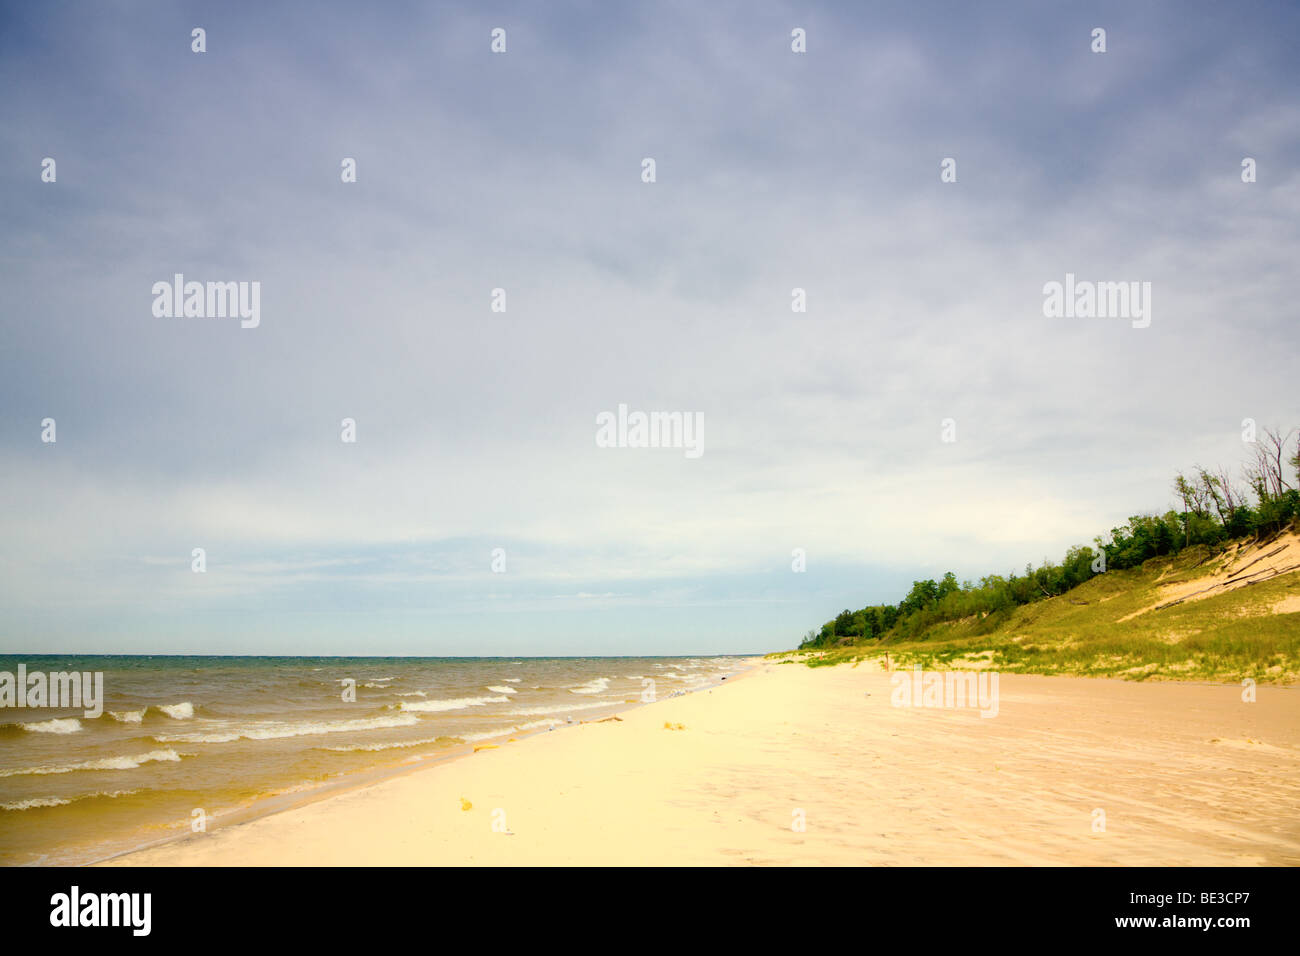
[786,427,1300,683]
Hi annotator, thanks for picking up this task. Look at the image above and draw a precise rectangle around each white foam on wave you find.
[569,677,610,695]
[1,789,142,812]
[502,678,522,683]
[321,735,456,753]
[460,718,564,743]
[19,718,82,735]
[486,685,517,695]
[1,796,70,810]
[0,749,184,778]
[508,701,611,717]
[158,702,194,720]
[155,713,420,744]
[107,710,146,724]
[398,696,508,714]
[396,691,427,697]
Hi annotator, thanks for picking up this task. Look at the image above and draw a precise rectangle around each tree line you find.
[798,426,1300,649]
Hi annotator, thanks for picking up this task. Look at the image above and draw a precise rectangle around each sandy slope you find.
[1128,529,1300,619]
[104,664,1300,866]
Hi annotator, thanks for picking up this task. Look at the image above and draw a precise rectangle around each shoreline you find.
[99,661,1300,866]
[84,659,762,866]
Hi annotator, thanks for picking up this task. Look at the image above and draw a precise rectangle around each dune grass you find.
[773,547,1300,683]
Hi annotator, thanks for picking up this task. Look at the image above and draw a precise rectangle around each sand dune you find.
[103,663,1300,866]
[1130,529,1300,618]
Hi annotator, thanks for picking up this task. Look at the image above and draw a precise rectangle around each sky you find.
[1,1,1297,655]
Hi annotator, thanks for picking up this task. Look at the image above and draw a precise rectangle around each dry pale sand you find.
[104,664,1300,866]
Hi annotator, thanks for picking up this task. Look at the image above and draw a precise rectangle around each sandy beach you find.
[99,662,1300,866]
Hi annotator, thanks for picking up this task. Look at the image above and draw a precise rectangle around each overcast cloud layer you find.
[2,1,1297,655]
